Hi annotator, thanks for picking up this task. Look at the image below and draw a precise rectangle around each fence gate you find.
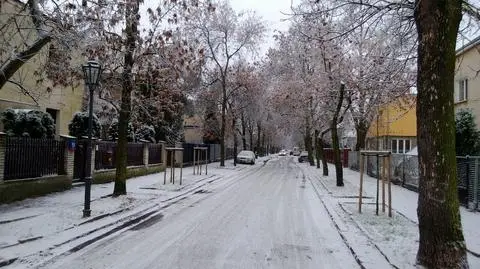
[73,140,87,181]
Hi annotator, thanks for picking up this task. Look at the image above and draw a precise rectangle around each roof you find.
[456,35,480,56]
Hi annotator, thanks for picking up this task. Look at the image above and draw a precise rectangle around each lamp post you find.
[82,60,102,217]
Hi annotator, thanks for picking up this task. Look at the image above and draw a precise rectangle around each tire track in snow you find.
[14,164,267,269]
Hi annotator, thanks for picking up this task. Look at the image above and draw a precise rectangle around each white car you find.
[236,150,256,165]
[279,150,287,156]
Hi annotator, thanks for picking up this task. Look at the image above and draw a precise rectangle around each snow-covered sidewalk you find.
[300,161,480,268]
[0,158,270,267]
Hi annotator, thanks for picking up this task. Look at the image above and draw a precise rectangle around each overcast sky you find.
[229,0,296,58]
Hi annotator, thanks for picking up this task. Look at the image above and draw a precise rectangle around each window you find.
[457,79,468,102]
[391,140,397,153]
[391,139,411,154]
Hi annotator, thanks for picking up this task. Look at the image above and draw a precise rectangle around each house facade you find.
[366,96,417,154]
[184,115,204,144]
[0,0,85,136]
[454,36,480,128]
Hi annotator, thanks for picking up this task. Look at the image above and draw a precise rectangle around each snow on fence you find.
[348,151,480,211]
[4,137,66,180]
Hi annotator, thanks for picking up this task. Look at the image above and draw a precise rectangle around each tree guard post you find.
[359,154,365,213]
[193,147,208,175]
[382,156,386,213]
[164,147,184,185]
[358,150,392,217]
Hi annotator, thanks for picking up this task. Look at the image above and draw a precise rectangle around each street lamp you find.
[82,60,102,217]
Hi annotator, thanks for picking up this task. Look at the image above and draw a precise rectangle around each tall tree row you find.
[187,0,265,166]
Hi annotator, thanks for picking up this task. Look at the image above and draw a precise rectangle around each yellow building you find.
[366,95,417,153]
[455,37,480,128]
[0,0,85,136]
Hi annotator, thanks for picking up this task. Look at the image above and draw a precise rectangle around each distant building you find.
[366,96,417,154]
[454,36,480,128]
[0,0,84,136]
[184,115,203,144]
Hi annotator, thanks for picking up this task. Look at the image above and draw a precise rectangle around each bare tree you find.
[80,0,205,195]
[1,0,81,93]
[188,0,265,166]
[293,0,480,266]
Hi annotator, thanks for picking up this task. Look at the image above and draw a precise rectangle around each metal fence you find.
[148,143,163,164]
[4,137,65,180]
[348,151,480,210]
[322,148,351,167]
[126,143,144,166]
[94,141,117,170]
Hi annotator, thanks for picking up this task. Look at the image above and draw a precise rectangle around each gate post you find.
[0,132,5,183]
[143,142,149,168]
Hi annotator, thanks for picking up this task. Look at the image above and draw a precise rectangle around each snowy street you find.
[29,157,359,269]
[2,155,480,268]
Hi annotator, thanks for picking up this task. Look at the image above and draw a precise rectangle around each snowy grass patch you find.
[341,202,418,268]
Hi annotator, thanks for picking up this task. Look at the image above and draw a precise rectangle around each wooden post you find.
[359,154,365,213]
[388,155,392,217]
[193,148,196,175]
[382,156,386,213]
[180,151,183,185]
[171,151,175,184]
[205,150,208,175]
[163,150,167,185]
[199,149,203,175]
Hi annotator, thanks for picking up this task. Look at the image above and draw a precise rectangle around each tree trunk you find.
[220,80,227,167]
[414,1,467,267]
[241,113,247,150]
[256,123,261,154]
[249,127,254,151]
[315,130,320,168]
[114,0,139,196]
[331,122,343,186]
[332,83,346,186]
[355,119,369,151]
[261,133,265,156]
[233,117,237,166]
[319,135,328,176]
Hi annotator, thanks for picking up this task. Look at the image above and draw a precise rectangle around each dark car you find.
[298,151,309,163]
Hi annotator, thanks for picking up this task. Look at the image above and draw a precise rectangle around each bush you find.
[135,125,156,142]
[68,112,102,138]
[1,109,55,138]
[455,109,480,156]
[107,120,134,141]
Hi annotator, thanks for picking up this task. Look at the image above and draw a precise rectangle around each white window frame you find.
[391,139,411,154]
[457,78,468,103]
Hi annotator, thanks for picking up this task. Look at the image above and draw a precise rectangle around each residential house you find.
[454,36,480,128]
[366,95,417,154]
[0,0,85,136]
[184,115,203,144]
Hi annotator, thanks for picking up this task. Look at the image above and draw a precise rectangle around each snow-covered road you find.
[42,157,359,269]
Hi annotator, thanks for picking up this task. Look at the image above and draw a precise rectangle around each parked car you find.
[298,151,310,163]
[237,150,256,165]
[292,147,301,156]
